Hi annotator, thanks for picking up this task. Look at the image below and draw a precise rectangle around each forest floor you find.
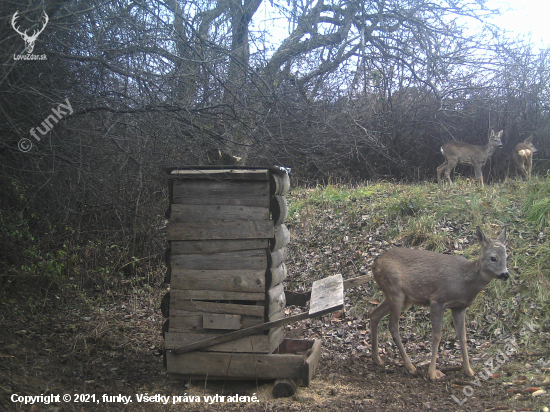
[1,180,550,411]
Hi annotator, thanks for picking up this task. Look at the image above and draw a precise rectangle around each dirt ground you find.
[1,285,549,412]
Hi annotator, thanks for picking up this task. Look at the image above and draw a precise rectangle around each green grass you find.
[286,177,550,343]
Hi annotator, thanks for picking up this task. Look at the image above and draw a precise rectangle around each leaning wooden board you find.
[167,274,344,354]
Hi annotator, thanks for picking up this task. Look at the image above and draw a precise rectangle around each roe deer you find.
[437,130,503,186]
[370,227,508,381]
[512,135,537,180]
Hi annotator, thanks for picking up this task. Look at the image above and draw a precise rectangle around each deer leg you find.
[474,164,484,186]
[527,157,533,180]
[518,161,527,180]
[436,161,447,185]
[452,308,474,377]
[428,302,445,380]
[370,298,390,366]
[443,159,457,186]
[387,294,416,375]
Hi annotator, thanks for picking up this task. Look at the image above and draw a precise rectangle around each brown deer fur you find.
[437,130,503,186]
[370,227,508,381]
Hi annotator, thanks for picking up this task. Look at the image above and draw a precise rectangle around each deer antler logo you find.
[11,10,49,54]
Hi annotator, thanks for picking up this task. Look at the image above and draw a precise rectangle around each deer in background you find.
[370,227,508,381]
[512,135,537,180]
[437,130,503,186]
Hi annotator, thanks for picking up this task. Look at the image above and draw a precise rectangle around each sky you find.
[487,0,550,47]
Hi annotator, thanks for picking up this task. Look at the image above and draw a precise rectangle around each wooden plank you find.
[171,269,265,293]
[343,274,373,289]
[166,351,304,380]
[309,274,344,316]
[169,169,270,181]
[170,275,344,354]
[162,319,169,339]
[203,314,242,330]
[165,331,277,353]
[268,247,288,268]
[170,239,268,255]
[170,312,310,354]
[169,294,264,317]
[266,263,287,289]
[165,180,173,219]
[284,274,374,307]
[170,249,268,270]
[172,180,270,207]
[271,195,288,225]
[303,339,323,386]
[270,224,290,251]
[170,289,265,301]
[161,291,170,318]
[169,312,263,332]
[268,284,286,317]
[170,204,270,222]
[167,221,274,241]
[270,172,291,196]
[269,307,285,322]
[269,326,284,353]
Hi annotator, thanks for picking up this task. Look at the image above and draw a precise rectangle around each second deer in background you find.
[512,135,537,180]
[437,130,503,186]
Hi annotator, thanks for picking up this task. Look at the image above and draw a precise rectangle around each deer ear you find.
[497,227,507,245]
[476,226,489,247]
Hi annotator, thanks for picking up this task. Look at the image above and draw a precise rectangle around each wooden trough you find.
[161,166,349,384]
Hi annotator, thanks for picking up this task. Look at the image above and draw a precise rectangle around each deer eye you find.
[490,256,497,262]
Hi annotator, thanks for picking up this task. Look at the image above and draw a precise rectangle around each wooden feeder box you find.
[161,166,343,385]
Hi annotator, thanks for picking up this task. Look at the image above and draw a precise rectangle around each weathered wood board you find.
[203,314,242,330]
[169,169,270,181]
[270,224,290,251]
[268,284,286,317]
[166,339,321,384]
[168,293,265,317]
[268,247,288,268]
[172,180,270,207]
[309,274,344,316]
[170,269,265,293]
[270,173,291,196]
[170,239,268,255]
[170,204,270,222]
[164,327,283,353]
[284,274,373,307]
[168,275,343,355]
[169,310,263,332]
[170,249,268,270]
[170,289,265,301]
[266,263,287,289]
[167,221,274,241]
[271,195,289,225]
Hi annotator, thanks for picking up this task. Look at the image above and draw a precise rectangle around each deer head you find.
[12,11,49,54]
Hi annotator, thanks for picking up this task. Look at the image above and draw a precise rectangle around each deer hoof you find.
[405,365,417,375]
[429,370,446,381]
[463,366,475,377]
[372,355,384,366]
